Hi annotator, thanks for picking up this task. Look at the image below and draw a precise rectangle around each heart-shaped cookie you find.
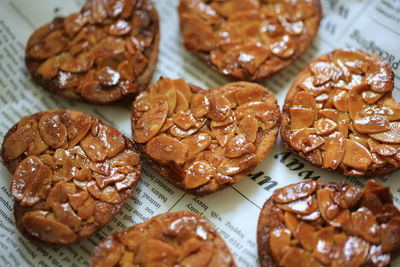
[1,110,141,246]
[178,0,321,81]
[281,49,400,177]
[131,78,280,195]
[25,0,159,104]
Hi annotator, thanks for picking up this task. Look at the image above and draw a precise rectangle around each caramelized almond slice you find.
[313,226,334,265]
[21,163,52,207]
[152,78,177,116]
[170,125,200,138]
[225,134,256,158]
[235,86,264,105]
[342,139,373,171]
[68,190,89,210]
[292,91,317,110]
[37,56,60,79]
[27,119,48,156]
[105,127,125,158]
[207,95,231,122]
[172,111,197,130]
[238,117,258,143]
[60,52,94,73]
[94,172,125,189]
[22,211,77,245]
[80,129,108,162]
[332,236,370,267]
[235,101,278,122]
[211,123,236,147]
[298,211,320,221]
[77,198,95,219]
[147,239,179,266]
[381,218,400,253]
[146,136,188,165]
[302,134,325,154]
[314,118,337,135]
[348,86,368,120]
[181,133,212,157]
[338,186,362,209]
[366,63,394,93]
[79,80,122,104]
[362,91,383,104]
[28,30,67,60]
[333,49,369,74]
[330,209,352,233]
[133,96,168,143]
[180,241,213,266]
[322,131,345,170]
[191,94,209,119]
[360,192,383,214]
[364,180,392,204]
[217,154,257,176]
[64,12,87,38]
[184,161,214,189]
[276,195,318,215]
[39,113,67,148]
[283,212,299,236]
[280,247,320,267]
[174,79,192,103]
[87,181,121,204]
[317,188,341,221]
[376,143,397,156]
[108,19,131,35]
[296,222,315,251]
[272,181,317,204]
[52,202,81,232]
[310,61,334,86]
[333,90,349,112]
[175,90,189,113]
[318,109,339,121]
[92,238,123,267]
[68,113,92,148]
[289,107,315,130]
[2,120,35,161]
[352,207,381,244]
[269,228,291,262]
[11,156,42,202]
[97,66,120,87]
[369,122,400,143]
[289,128,315,151]
[269,35,295,59]
[353,115,391,134]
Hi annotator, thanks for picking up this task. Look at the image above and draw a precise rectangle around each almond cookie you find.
[1,110,141,246]
[178,0,321,81]
[131,78,280,195]
[92,211,236,267]
[257,180,400,267]
[281,49,400,177]
[25,0,159,104]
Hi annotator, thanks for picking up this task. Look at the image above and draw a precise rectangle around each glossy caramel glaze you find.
[131,78,280,195]
[1,110,141,246]
[257,180,400,267]
[25,0,159,104]
[92,211,236,267]
[281,49,400,177]
[178,0,321,81]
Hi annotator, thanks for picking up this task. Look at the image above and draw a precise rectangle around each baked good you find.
[1,110,141,246]
[281,49,400,177]
[257,180,400,267]
[178,0,321,81]
[131,78,280,195]
[25,0,159,104]
[92,210,235,266]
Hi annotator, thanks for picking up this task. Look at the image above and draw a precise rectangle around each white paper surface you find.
[0,0,400,266]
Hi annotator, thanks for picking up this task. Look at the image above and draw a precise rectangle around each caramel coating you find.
[131,78,280,195]
[178,0,321,81]
[25,0,159,104]
[92,211,236,267]
[1,110,141,246]
[281,49,400,177]
[257,180,400,267]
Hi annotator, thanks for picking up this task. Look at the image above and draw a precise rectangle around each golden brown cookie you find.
[257,180,400,267]
[1,110,141,246]
[178,0,321,81]
[92,211,236,267]
[131,78,280,195]
[281,49,400,177]
[25,0,159,104]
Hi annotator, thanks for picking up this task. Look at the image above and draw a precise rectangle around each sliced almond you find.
[313,226,334,265]
[352,207,381,244]
[237,117,258,142]
[314,118,337,135]
[272,181,317,204]
[296,222,315,251]
[276,195,317,215]
[290,107,315,130]
[317,188,341,221]
[235,86,264,105]
[370,122,400,143]
[182,133,212,157]
[333,90,349,112]
[145,136,188,165]
[184,161,214,189]
[225,134,256,158]
[191,94,209,118]
[342,139,372,171]
[39,113,67,148]
[269,228,291,262]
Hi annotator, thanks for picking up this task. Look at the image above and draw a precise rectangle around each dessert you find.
[281,49,400,177]
[92,211,236,267]
[257,180,400,267]
[1,110,141,246]
[131,78,280,195]
[178,0,321,81]
[25,0,159,104]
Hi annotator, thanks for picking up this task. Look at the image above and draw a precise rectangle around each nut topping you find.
[132,79,280,195]
[92,211,235,267]
[25,0,159,104]
[1,110,141,246]
[179,0,321,81]
[281,49,400,176]
[258,180,400,267]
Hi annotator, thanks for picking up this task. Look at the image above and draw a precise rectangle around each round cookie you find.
[257,180,400,267]
[92,211,236,267]
[178,0,321,81]
[131,78,280,195]
[281,49,400,177]
[1,110,141,246]
[25,0,159,104]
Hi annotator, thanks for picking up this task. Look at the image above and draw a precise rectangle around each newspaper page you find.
[0,0,399,266]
